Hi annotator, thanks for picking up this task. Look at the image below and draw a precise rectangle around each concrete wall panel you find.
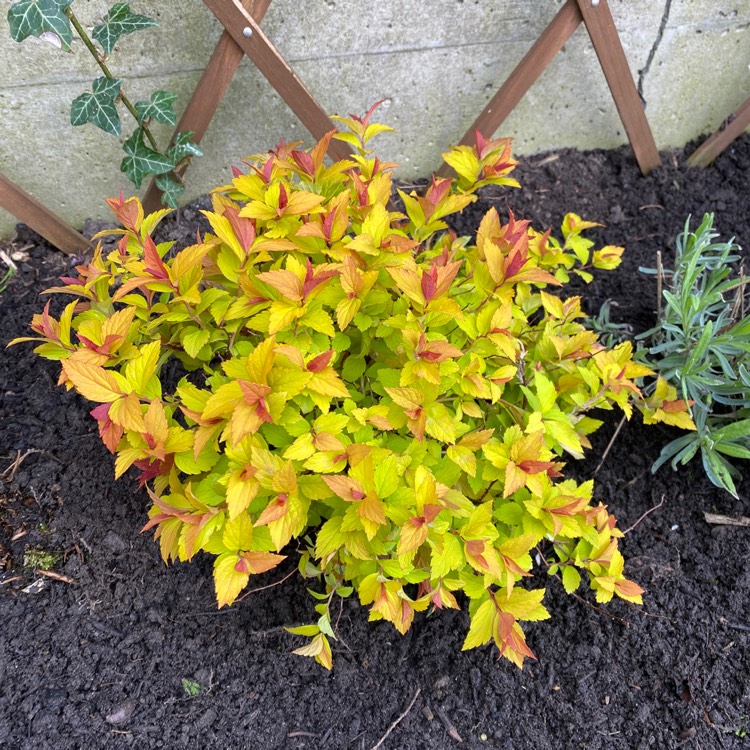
[1,0,748,237]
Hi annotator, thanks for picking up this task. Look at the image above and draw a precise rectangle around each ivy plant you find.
[6,1,201,208]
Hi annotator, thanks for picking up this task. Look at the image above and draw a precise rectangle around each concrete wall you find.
[1,0,749,238]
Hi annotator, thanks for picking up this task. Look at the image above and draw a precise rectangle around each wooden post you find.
[0,173,91,256]
[687,96,750,168]
[202,0,350,161]
[576,0,660,174]
[443,0,582,157]
[441,0,660,177]
[142,0,272,213]
[144,0,350,212]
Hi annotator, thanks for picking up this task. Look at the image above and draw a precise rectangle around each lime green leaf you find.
[501,587,550,621]
[285,624,320,637]
[374,455,400,498]
[181,327,211,359]
[447,445,477,477]
[425,402,456,444]
[462,598,495,650]
[124,341,161,395]
[561,565,581,594]
[222,511,253,552]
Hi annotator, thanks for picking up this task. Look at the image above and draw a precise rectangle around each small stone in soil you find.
[106,698,136,725]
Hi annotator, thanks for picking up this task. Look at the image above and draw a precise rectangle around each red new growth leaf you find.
[423,504,442,524]
[302,258,338,299]
[417,334,463,363]
[424,177,452,214]
[238,381,273,424]
[307,350,334,373]
[223,205,256,254]
[277,182,289,211]
[133,455,174,488]
[292,149,314,177]
[517,460,558,475]
[255,493,289,527]
[497,610,537,664]
[90,403,123,453]
[421,265,438,303]
[143,235,169,281]
[34,301,59,341]
[420,260,462,304]
[323,475,367,502]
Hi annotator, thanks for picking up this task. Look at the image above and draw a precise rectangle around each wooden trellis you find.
[1,0,667,253]
[439,0,661,177]
[687,95,750,167]
[0,173,91,256]
[0,0,347,253]
[142,0,351,212]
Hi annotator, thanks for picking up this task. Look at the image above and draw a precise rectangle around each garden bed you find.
[1,134,749,750]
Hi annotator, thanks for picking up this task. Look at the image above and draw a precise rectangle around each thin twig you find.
[724,622,750,633]
[536,550,634,626]
[593,413,627,475]
[0,249,18,272]
[623,495,665,535]
[569,589,632,626]
[1,449,63,481]
[235,567,297,602]
[703,512,750,528]
[35,569,77,585]
[1,449,40,481]
[435,707,464,743]
[369,688,421,750]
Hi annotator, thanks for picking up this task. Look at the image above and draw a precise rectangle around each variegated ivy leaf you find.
[155,172,184,209]
[8,0,73,50]
[135,90,178,126]
[167,131,203,163]
[92,2,156,55]
[70,76,122,136]
[120,129,174,188]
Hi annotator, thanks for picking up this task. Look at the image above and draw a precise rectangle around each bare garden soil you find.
[1,135,749,750]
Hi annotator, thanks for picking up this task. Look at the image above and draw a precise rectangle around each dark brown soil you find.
[1,135,749,750]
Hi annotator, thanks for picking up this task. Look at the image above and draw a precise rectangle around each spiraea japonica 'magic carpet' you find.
[12,105,694,669]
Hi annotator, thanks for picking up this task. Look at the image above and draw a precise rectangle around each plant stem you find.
[65,7,161,152]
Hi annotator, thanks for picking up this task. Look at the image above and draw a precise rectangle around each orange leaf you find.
[240,550,286,575]
[322,474,366,502]
[357,493,386,526]
[62,359,125,403]
[256,269,304,301]
[109,392,145,432]
[255,494,289,527]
